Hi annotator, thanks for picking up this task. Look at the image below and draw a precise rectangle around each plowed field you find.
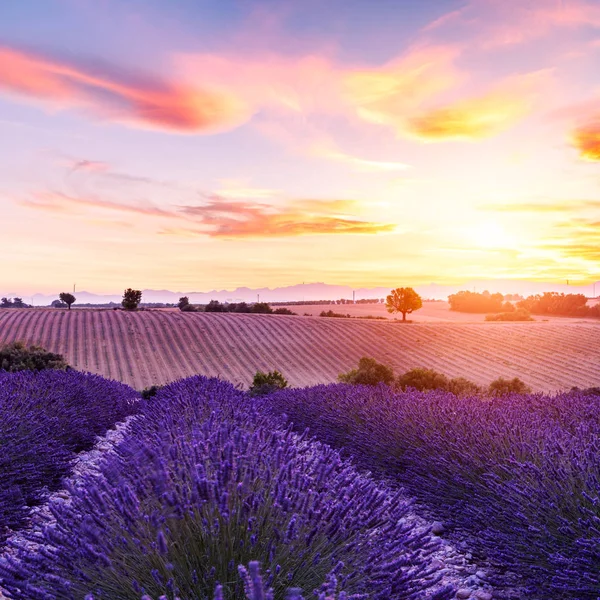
[0,309,598,392]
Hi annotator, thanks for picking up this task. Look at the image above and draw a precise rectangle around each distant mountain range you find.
[3,280,599,307]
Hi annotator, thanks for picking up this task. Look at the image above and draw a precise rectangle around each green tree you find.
[338,356,395,386]
[59,292,76,310]
[249,370,288,396]
[385,287,423,321]
[122,288,143,311]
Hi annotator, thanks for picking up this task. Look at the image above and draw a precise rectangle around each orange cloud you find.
[0,46,249,133]
[21,188,394,239]
[404,71,551,141]
[573,120,600,161]
[179,197,394,238]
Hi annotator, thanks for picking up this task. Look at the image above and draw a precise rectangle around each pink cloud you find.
[423,0,600,48]
[0,46,250,133]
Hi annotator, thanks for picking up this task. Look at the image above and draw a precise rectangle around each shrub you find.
[0,370,138,545]
[248,370,288,396]
[0,341,68,372]
[140,385,162,399]
[0,377,454,600]
[273,307,296,315]
[485,308,533,321]
[122,288,142,310]
[446,377,482,396]
[320,309,350,318]
[488,376,532,395]
[396,367,449,392]
[338,356,395,386]
[250,302,273,314]
[264,384,600,598]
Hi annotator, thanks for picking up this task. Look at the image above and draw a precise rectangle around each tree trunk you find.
[402,311,407,321]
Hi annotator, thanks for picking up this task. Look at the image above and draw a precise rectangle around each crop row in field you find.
[0,309,599,391]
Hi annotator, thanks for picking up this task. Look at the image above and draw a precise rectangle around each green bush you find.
[273,307,297,315]
[488,377,532,396]
[447,376,482,396]
[396,367,449,392]
[249,370,288,396]
[338,357,395,386]
[320,309,351,318]
[0,342,68,372]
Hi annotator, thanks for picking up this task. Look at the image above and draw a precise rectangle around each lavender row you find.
[264,384,600,599]
[1,376,454,599]
[0,370,139,546]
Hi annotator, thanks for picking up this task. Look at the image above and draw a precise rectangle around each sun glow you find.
[468,221,515,249]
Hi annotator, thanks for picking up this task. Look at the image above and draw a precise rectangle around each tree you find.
[51,299,67,309]
[338,356,395,386]
[59,292,76,310]
[122,288,142,311]
[205,300,225,313]
[177,296,190,311]
[1,298,12,308]
[386,287,423,321]
[249,370,288,396]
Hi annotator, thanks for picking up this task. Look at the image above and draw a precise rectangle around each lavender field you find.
[0,370,598,599]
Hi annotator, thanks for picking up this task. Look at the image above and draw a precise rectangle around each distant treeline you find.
[1,297,31,309]
[270,298,384,306]
[449,290,599,318]
[180,298,296,315]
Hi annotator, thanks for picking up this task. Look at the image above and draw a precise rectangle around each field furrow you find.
[1,309,599,392]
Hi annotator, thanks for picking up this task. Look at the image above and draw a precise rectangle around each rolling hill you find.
[0,309,598,392]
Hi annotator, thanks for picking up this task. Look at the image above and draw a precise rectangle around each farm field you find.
[0,308,599,392]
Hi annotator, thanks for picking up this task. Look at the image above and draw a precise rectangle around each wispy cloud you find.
[0,46,250,133]
[404,70,551,141]
[483,200,600,213]
[178,197,395,238]
[20,186,394,239]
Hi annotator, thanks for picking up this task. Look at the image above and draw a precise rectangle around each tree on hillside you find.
[59,292,76,310]
[386,287,423,321]
[178,296,190,310]
[122,288,143,311]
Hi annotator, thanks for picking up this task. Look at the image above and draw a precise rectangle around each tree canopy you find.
[385,287,423,321]
[122,289,143,311]
[59,292,76,310]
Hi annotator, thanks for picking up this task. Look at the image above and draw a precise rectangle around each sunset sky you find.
[1,0,600,295]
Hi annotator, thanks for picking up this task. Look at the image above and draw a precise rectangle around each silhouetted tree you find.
[1,298,12,308]
[386,287,423,321]
[51,299,67,309]
[59,292,76,310]
[205,300,225,313]
[122,288,142,311]
[177,296,190,310]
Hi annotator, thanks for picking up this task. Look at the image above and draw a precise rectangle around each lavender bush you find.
[0,377,454,600]
[265,384,600,599]
[0,370,139,545]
